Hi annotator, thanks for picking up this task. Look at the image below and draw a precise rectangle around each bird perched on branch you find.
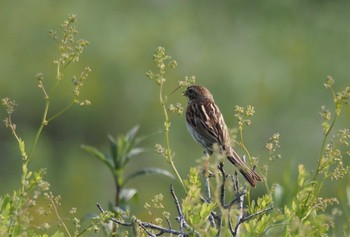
[184,85,262,187]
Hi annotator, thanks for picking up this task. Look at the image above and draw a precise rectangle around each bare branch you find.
[218,162,227,207]
[139,221,187,236]
[96,202,188,236]
[96,203,132,227]
[96,162,273,237]
[241,206,274,223]
[170,185,183,218]
[205,176,211,203]
[170,184,186,233]
[224,190,246,209]
[233,172,245,236]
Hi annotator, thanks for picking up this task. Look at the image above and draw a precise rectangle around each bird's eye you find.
[187,87,195,95]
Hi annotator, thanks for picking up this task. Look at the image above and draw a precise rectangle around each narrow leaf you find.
[120,188,138,202]
[107,134,118,163]
[125,125,140,142]
[125,167,175,184]
[128,147,148,159]
[81,144,114,169]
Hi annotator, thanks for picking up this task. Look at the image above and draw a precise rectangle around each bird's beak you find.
[170,85,182,96]
[182,89,188,97]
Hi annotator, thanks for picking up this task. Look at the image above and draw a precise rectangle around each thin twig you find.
[171,185,201,237]
[170,185,184,224]
[215,215,222,237]
[96,203,132,227]
[165,217,173,237]
[205,176,211,203]
[233,206,274,236]
[138,223,156,237]
[228,208,235,236]
[50,195,71,237]
[140,221,187,236]
[218,162,227,207]
[233,172,244,237]
[218,163,246,209]
[233,171,240,194]
[224,190,247,209]
[203,176,217,228]
[241,206,274,223]
[97,203,189,236]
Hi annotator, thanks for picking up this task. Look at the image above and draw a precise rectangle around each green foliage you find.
[1,12,349,235]
[182,168,217,231]
[136,48,349,236]
[282,77,350,236]
[147,47,196,191]
[0,14,102,237]
[258,77,350,237]
[82,125,174,210]
[244,193,279,236]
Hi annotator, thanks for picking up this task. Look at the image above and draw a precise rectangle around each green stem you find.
[29,98,50,159]
[159,81,186,192]
[28,62,61,159]
[238,126,252,162]
[29,61,76,158]
[51,197,72,237]
[314,113,338,180]
[47,100,75,123]
[302,92,339,216]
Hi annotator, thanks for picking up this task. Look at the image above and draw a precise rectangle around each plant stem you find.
[28,61,62,159]
[159,81,186,191]
[238,126,252,162]
[47,100,75,123]
[29,99,50,159]
[302,89,340,215]
[29,61,75,158]
[50,196,72,237]
[314,113,338,180]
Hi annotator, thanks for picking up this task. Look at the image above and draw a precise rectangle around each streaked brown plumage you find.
[184,85,262,187]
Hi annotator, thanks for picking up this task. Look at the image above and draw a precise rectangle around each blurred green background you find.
[1,0,350,235]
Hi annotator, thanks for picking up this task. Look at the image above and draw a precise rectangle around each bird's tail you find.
[226,148,262,187]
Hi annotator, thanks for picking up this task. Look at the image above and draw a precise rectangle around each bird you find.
[183,85,262,187]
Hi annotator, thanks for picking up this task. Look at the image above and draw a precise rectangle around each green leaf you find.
[128,147,148,158]
[107,134,118,164]
[107,126,146,169]
[199,202,216,220]
[120,188,138,202]
[125,125,140,142]
[124,167,174,184]
[116,136,128,168]
[81,144,114,170]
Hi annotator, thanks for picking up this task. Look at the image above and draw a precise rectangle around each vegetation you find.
[1,10,350,237]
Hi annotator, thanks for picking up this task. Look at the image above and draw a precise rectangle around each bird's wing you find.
[187,100,229,150]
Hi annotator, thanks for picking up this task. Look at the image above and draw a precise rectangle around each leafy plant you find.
[96,47,274,237]
[279,77,350,236]
[81,125,175,223]
[82,126,174,210]
[1,15,349,236]
[96,48,349,237]
[0,14,102,237]
[146,47,196,191]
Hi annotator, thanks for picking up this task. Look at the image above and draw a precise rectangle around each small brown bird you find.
[184,85,262,187]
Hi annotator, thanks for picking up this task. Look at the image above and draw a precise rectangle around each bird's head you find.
[183,85,214,101]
